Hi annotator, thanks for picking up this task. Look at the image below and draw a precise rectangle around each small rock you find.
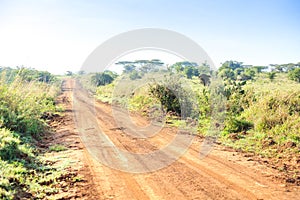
[286,178,295,183]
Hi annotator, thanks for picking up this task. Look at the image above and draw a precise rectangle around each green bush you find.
[149,83,181,115]
[288,68,300,82]
[0,77,58,136]
[224,118,253,133]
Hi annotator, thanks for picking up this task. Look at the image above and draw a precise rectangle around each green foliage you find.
[117,59,164,75]
[123,65,136,73]
[0,129,74,199]
[218,61,258,82]
[288,68,300,82]
[91,71,118,86]
[49,144,67,152]
[267,71,276,81]
[224,117,253,133]
[0,71,74,199]
[149,83,181,115]
[95,82,115,103]
[271,62,300,72]
[149,76,197,118]
[169,61,210,79]
[0,77,58,136]
[94,60,300,162]
[129,70,142,80]
[0,67,57,84]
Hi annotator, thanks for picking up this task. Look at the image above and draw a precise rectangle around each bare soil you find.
[47,78,299,200]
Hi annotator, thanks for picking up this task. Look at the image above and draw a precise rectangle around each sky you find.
[0,0,299,74]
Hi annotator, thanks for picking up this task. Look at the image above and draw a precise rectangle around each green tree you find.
[91,71,117,86]
[288,68,300,82]
[149,83,181,115]
[129,70,141,80]
[184,66,194,79]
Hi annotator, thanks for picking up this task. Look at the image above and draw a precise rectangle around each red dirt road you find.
[61,79,299,200]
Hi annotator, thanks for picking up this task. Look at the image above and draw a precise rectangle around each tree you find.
[123,65,136,73]
[17,68,55,83]
[288,68,300,83]
[116,59,164,75]
[218,68,235,80]
[129,70,141,80]
[220,61,243,71]
[91,71,117,86]
[149,83,181,115]
[66,71,73,76]
[184,66,194,79]
[252,66,268,73]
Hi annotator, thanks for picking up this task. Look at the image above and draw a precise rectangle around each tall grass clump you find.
[221,75,300,158]
[0,74,59,136]
[0,69,71,199]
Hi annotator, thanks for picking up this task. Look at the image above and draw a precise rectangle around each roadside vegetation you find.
[0,67,77,199]
[80,60,300,182]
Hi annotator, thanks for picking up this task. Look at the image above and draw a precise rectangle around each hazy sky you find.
[0,0,299,74]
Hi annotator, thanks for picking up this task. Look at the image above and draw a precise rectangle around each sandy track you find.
[64,78,299,200]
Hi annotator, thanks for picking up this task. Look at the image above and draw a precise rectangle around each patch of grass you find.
[218,74,300,160]
[0,69,75,199]
[90,70,300,164]
[49,144,67,152]
[0,128,71,199]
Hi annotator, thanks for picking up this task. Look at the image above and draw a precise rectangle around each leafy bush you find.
[149,83,181,115]
[224,118,253,133]
[288,68,300,82]
[0,69,78,199]
[91,71,118,86]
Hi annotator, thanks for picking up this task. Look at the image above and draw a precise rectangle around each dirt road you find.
[62,78,299,200]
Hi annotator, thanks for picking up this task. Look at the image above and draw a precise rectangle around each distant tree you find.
[134,59,164,73]
[37,71,54,83]
[66,71,73,76]
[288,68,300,83]
[115,61,135,74]
[129,70,142,80]
[123,65,136,73]
[116,59,164,75]
[198,62,211,74]
[239,68,256,81]
[252,66,268,73]
[103,70,118,79]
[91,71,117,86]
[184,66,194,79]
[218,68,235,80]
[220,61,243,71]
[170,61,205,79]
[17,68,55,83]
[218,61,257,81]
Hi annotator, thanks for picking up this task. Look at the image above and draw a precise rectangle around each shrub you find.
[288,68,300,82]
[0,74,58,136]
[224,118,254,133]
